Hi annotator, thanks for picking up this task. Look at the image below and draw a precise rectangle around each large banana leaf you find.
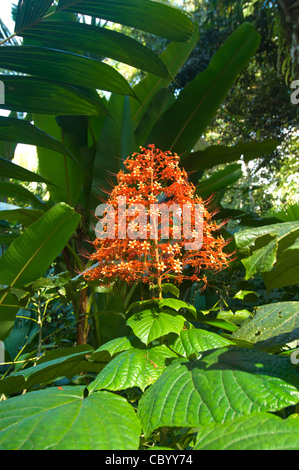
[0,203,81,340]
[181,139,280,172]
[20,21,170,79]
[148,23,261,156]
[196,164,243,199]
[93,95,136,191]
[56,0,195,42]
[130,24,200,131]
[33,115,85,207]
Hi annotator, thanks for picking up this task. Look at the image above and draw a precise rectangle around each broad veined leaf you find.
[157,298,197,318]
[262,237,299,289]
[0,155,53,185]
[127,307,186,345]
[14,0,54,33]
[148,23,260,156]
[20,21,170,79]
[88,345,178,393]
[0,46,135,97]
[168,328,234,358]
[194,412,299,450]
[234,221,299,284]
[269,203,299,222]
[198,346,299,385]
[0,202,44,226]
[138,347,299,437]
[0,345,95,396]
[0,203,81,340]
[182,139,280,173]
[159,282,180,298]
[232,302,299,352]
[0,76,108,116]
[90,335,144,362]
[126,298,196,317]
[0,116,75,159]
[56,0,195,42]
[0,386,141,450]
[216,309,252,326]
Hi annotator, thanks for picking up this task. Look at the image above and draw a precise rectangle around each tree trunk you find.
[277,0,299,75]
[76,287,89,345]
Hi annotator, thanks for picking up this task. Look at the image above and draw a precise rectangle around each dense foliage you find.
[0,0,298,451]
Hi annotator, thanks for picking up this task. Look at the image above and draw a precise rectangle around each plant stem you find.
[36,293,44,361]
[150,152,163,300]
[0,33,17,46]
[76,286,89,345]
[160,427,168,446]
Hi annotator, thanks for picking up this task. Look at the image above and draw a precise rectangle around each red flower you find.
[85,145,231,296]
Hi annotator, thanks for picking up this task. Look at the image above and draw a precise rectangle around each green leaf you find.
[197,311,239,332]
[0,229,20,246]
[0,76,108,116]
[138,347,299,437]
[0,202,44,226]
[0,182,45,210]
[0,386,141,450]
[0,155,53,185]
[93,94,136,189]
[133,88,175,146]
[182,139,279,173]
[233,290,259,301]
[127,307,186,345]
[33,114,84,206]
[130,25,200,131]
[0,116,74,159]
[0,345,95,396]
[262,237,299,289]
[217,309,252,326]
[15,0,54,33]
[169,328,234,358]
[88,345,178,393]
[268,203,299,222]
[232,302,299,352]
[90,335,144,362]
[0,203,81,340]
[20,21,170,79]
[0,46,134,97]
[158,298,197,319]
[148,23,260,156]
[56,0,195,42]
[196,164,242,198]
[150,282,180,298]
[234,221,299,284]
[194,413,299,450]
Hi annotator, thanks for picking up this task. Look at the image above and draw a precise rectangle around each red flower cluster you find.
[85,145,231,294]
